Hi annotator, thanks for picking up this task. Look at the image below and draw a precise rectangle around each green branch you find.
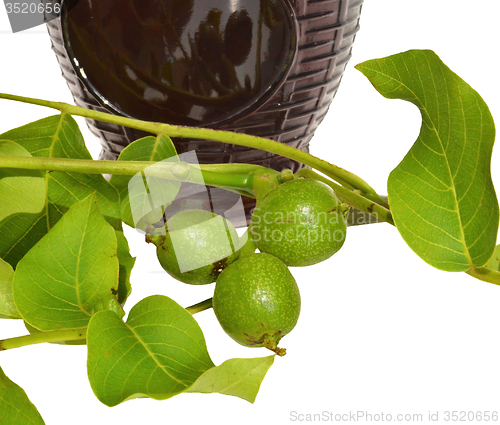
[0,155,254,197]
[0,299,215,350]
[467,267,500,286]
[185,298,213,315]
[239,227,257,256]
[0,328,87,351]
[0,92,383,202]
[296,168,394,225]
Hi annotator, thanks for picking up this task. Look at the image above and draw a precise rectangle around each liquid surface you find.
[63,0,297,126]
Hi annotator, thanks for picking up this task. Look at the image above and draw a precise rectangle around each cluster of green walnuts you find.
[146,178,348,355]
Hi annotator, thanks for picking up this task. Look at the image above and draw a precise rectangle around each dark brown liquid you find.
[63,0,297,127]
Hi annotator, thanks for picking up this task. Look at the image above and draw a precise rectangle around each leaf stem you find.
[0,92,382,201]
[466,267,500,286]
[296,168,394,225]
[0,155,254,197]
[239,227,257,256]
[0,328,87,351]
[185,298,213,315]
[0,155,153,175]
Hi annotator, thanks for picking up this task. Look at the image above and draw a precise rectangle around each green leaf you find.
[48,171,121,230]
[13,194,121,331]
[186,356,275,403]
[0,114,91,159]
[0,115,121,268]
[109,135,179,228]
[0,257,20,319]
[485,245,500,272]
[87,295,276,406]
[115,230,135,306]
[87,295,215,407]
[356,50,499,272]
[0,367,45,425]
[0,141,45,222]
[0,213,48,269]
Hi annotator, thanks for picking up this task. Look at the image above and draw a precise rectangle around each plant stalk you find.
[0,299,213,351]
[466,267,500,286]
[0,155,254,197]
[239,227,257,256]
[0,92,383,202]
[185,298,213,315]
[0,328,87,351]
[296,168,394,225]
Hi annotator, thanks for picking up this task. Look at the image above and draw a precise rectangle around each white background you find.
[1,1,500,424]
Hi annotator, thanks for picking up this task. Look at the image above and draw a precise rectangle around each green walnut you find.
[250,178,347,267]
[213,253,301,356]
[146,210,240,285]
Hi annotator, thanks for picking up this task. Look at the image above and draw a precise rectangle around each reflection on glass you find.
[63,0,296,126]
